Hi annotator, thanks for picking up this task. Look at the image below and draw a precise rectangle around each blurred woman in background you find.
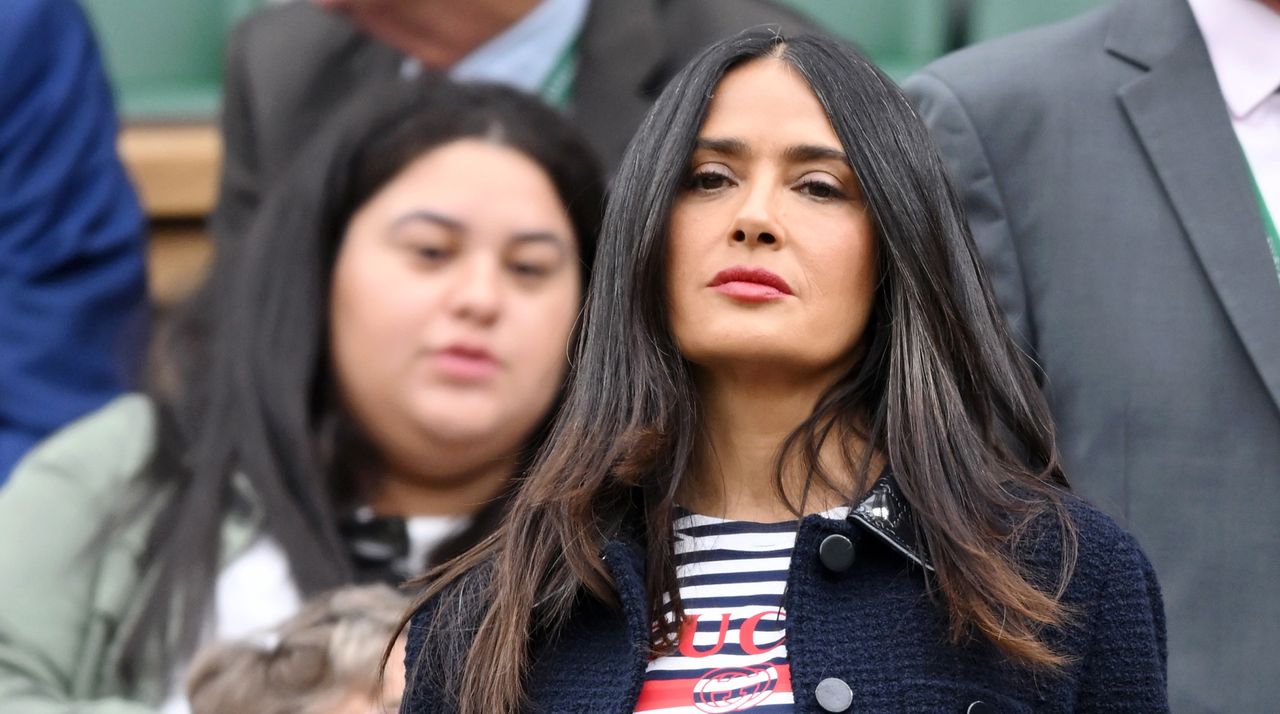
[401,30,1167,714]
[0,77,602,713]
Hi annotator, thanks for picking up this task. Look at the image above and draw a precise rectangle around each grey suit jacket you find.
[904,0,1280,710]
[210,0,821,244]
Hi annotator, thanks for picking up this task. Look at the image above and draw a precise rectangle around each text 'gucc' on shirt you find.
[636,507,849,714]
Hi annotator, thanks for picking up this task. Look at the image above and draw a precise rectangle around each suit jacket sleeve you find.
[208,16,260,246]
[902,70,1038,361]
[0,0,147,483]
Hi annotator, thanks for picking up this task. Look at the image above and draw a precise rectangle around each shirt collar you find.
[1187,0,1280,120]
[448,0,590,94]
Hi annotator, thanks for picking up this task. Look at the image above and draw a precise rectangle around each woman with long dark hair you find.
[401,30,1167,713]
[0,78,602,712]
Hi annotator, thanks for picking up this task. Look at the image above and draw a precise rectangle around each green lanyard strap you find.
[539,37,579,110]
[1245,163,1280,284]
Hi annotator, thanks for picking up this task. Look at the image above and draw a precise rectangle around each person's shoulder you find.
[231,2,344,39]
[0,0,93,89]
[402,563,495,712]
[407,561,494,631]
[1051,494,1158,607]
[1062,495,1143,558]
[0,0,86,38]
[909,3,1116,102]
[1007,490,1153,597]
[1051,493,1166,695]
[227,2,361,67]
[6,394,158,495]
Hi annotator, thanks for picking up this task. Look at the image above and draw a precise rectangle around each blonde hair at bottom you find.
[186,584,409,714]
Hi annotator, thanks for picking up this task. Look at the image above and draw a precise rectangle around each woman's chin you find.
[408,409,527,454]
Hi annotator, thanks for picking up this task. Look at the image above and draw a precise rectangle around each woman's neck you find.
[681,365,874,522]
[368,453,514,518]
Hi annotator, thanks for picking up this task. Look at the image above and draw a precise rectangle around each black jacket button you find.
[815,677,853,712]
[967,701,994,714]
[818,534,856,572]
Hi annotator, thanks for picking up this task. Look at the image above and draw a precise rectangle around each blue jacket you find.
[0,0,147,482]
[403,477,1168,713]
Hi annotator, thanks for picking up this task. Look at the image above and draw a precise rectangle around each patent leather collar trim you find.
[848,470,934,572]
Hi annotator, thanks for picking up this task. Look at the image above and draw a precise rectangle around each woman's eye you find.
[798,178,846,200]
[507,240,566,282]
[415,245,450,262]
[685,170,733,192]
[510,262,551,278]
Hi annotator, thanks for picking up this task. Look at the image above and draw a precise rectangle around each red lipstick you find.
[433,344,501,382]
[708,266,793,302]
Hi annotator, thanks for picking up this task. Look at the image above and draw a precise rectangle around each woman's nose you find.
[448,256,502,325]
[729,183,784,248]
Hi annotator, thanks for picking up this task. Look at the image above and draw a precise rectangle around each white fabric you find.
[405,513,467,573]
[213,536,306,642]
[158,513,464,713]
[1188,0,1280,226]
[158,537,303,714]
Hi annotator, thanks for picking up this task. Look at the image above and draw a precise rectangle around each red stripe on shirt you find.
[635,663,792,712]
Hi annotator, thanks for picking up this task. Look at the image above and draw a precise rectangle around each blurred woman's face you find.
[330,139,580,487]
[665,58,877,382]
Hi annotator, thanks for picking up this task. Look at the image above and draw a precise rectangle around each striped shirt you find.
[635,507,849,714]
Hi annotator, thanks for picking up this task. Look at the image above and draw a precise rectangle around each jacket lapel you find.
[1109,0,1280,415]
[848,471,934,572]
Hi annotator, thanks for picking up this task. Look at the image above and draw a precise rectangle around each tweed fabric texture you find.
[402,497,1168,713]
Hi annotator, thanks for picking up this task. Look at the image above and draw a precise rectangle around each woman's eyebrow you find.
[694,138,848,166]
[385,212,566,250]
[783,144,848,164]
[389,209,464,232]
[694,137,749,157]
[509,232,568,251]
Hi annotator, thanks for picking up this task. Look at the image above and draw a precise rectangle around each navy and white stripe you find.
[635,507,848,713]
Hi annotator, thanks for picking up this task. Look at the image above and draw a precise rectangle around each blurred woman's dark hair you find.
[115,77,604,685]
[407,30,1075,713]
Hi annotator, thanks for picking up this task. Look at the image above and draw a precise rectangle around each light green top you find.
[0,395,262,712]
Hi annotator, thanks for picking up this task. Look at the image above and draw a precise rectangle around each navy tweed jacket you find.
[402,478,1168,713]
